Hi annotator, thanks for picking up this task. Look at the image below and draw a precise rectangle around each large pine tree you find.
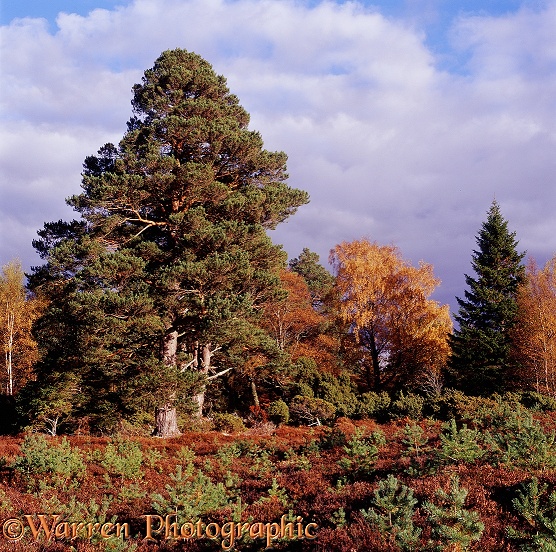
[26,50,308,435]
[448,200,525,394]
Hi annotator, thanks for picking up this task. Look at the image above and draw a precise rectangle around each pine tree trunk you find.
[154,328,182,437]
[153,405,180,437]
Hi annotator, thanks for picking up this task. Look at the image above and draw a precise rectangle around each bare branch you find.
[206,367,233,381]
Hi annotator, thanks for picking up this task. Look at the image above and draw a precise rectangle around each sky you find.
[1,0,555,313]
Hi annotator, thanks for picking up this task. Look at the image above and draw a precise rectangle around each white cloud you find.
[1,0,556,309]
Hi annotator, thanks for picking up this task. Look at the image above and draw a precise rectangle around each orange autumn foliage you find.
[512,256,556,397]
[330,238,452,390]
[262,269,339,371]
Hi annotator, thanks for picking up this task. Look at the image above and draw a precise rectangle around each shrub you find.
[100,438,143,480]
[358,391,391,420]
[402,423,428,459]
[39,494,127,547]
[319,426,348,450]
[0,488,12,511]
[319,372,359,417]
[436,419,485,464]
[151,463,230,523]
[424,475,485,551]
[518,391,556,412]
[288,359,358,417]
[257,478,289,507]
[337,427,383,479]
[485,406,556,470]
[360,474,421,551]
[289,395,336,425]
[268,400,290,425]
[12,434,85,487]
[176,446,196,464]
[389,392,425,420]
[212,413,246,433]
[426,389,498,423]
[507,477,556,550]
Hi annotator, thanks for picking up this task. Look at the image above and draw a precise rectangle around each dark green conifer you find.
[448,200,525,394]
[26,50,308,435]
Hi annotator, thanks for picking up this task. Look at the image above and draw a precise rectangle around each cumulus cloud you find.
[1,0,555,309]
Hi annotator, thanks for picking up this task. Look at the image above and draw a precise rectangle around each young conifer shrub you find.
[424,475,485,551]
[337,427,383,478]
[212,413,246,433]
[268,400,290,425]
[358,391,391,420]
[436,419,485,464]
[151,463,230,523]
[402,423,428,459]
[40,494,124,547]
[289,395,336,425]
[12,434,85,488]
[390,392,425,420]
[257,478,289,507]
[518,391,556,412]
[359,474,421,551]
[100,438,143,480]
[485,407,556,470]
[507,477,556,550]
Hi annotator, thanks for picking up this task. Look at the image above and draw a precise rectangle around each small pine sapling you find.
[436,419,485,464]
[507,477,556,551]
[359,474,421,551]
[402,423,428,459]
[337,427,383,479]
[424,475,484,551]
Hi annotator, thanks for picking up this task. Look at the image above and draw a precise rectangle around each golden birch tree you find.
[512,257,556,396]
[330,239,452,390]
[0,260,42,395]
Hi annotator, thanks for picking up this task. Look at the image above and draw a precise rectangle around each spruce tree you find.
[448,200,525,394]
[26,50,308,435]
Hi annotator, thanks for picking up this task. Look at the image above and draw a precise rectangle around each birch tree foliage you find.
[0,260,42,396]
[512,256,556,397]
[330,239,452,391]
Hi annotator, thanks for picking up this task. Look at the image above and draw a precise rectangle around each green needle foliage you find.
[12,434,85,489]
[359,474,421,551]
[337,427,383,479]
[436,419,485,464]
[402,423,428,459]
[100,438,143,480]
[289,248,335,310]
[449,200,525,395]
[507,477,556,551]
[24,49,308,434]
[424,475,485,551]
[485,404,556,470]
[151,463,230,523]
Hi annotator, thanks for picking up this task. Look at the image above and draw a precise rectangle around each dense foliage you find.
[449,200,525,394]
[23,49,308,435]
[1,48,556,551]
[0,391,556,551]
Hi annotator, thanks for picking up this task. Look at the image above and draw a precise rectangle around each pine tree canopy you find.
[448,200,525,395]
[26,49,309,433]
